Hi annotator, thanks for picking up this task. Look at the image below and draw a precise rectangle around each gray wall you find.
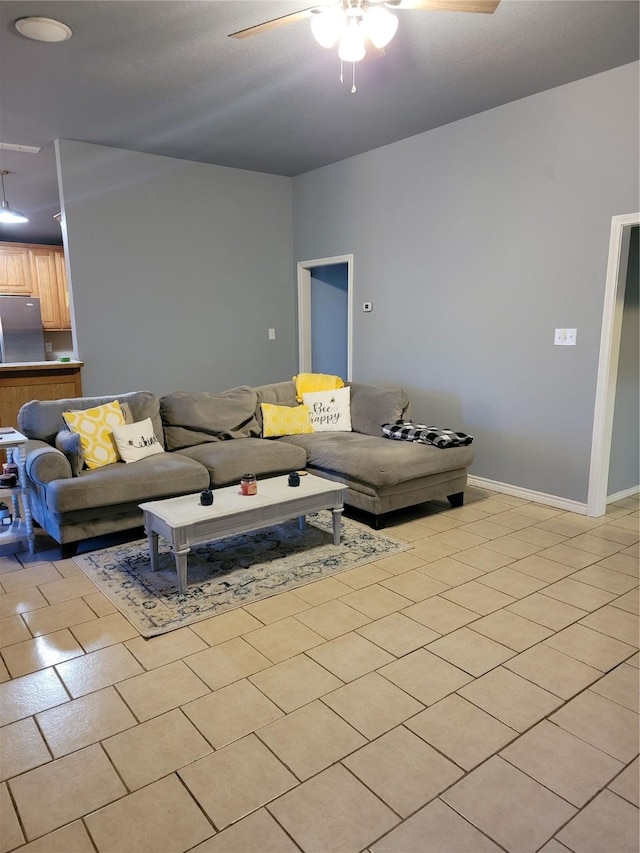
[57,140,295,396]
[608,226,640,497]
[292,62,640,504]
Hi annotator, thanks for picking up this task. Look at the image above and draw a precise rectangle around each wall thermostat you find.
[363,302,373,312]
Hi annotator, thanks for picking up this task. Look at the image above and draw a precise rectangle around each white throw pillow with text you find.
[112,418,165,463]
[302,387,352,432]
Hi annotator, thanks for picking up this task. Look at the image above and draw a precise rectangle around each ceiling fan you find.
[230,0,500,91]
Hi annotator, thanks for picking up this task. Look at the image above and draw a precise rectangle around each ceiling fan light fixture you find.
[310,7,343,48]
[338,17,366,62]
[364,6,398,48]
[0,171,28,224]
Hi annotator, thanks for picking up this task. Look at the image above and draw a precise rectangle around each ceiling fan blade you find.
[385,0,500,12]
[229,6,319,39]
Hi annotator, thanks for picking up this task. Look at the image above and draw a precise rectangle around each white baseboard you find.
[606,485,640,504]
[467,475,588,515]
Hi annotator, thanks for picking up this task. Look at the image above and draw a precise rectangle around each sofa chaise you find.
[17,380,474,554]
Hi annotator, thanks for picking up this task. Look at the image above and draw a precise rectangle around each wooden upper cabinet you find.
[0,241,71,330]
[30,248,61,329]
[0,243,33,294]
[54,250,71,328]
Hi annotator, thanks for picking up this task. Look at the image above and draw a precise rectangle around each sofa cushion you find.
[54,430,83,477]
[161,387,260,451]
[348,383,410,436]
[278,432,474,488]
[44,453,209,514]
[62,400,125,469]
[177,438,307,487]
[19,391,163,447]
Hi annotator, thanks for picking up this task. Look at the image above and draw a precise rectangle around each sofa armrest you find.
[25,441,73,486]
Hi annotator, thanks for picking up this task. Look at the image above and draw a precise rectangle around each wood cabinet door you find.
[0,368,83,429]
[53,249,71,329]
[30,248,62,329]
[0,243,32,294]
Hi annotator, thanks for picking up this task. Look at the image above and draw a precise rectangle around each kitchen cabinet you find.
[55,251,71,328]
[0,362,83,429]
[0,243,32,295]
[0,242,71,330]
[30,246,71,330]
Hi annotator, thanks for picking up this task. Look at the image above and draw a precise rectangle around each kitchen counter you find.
[0,361,83,428]
[0,360,83,371]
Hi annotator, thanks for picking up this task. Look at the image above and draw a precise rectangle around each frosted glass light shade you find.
[364,7,398,48]
[310,8,343,48]
[338,19,366,62]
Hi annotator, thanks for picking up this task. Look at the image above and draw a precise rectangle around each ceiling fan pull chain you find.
[351,61,357,94]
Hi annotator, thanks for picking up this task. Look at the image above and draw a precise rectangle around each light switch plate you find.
[554,328,577,346]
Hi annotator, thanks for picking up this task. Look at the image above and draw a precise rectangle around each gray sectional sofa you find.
[17,380,474,554]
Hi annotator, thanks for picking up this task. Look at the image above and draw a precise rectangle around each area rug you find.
[74,514,411,637]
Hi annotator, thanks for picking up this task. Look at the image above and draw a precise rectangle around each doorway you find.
[297,254,353,380]
[587,212,640,516]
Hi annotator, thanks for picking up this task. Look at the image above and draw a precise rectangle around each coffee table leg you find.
[174,548,189,595]
[147,528,160,572]
[332,507,343,545]
[298,515,305,531]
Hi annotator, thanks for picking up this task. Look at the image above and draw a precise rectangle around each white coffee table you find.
[139,473,346,595]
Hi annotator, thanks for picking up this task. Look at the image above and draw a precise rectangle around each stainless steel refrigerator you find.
[0,296,46,362]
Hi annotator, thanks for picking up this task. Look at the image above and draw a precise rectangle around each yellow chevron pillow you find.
[62,400,125,469]
[293,372,344,403]
[261,403,313,437]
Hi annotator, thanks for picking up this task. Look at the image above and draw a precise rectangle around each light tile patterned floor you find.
[0,488,638,853]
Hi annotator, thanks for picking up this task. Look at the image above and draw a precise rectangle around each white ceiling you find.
[0,0,638,244]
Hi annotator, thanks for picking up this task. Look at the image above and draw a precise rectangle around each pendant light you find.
[0,171,28,224]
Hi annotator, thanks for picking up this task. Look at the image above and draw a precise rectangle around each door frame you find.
[297,254,354,380]
[587,211,640,516]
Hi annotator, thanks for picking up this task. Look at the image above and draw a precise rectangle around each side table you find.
[0,429,36,555]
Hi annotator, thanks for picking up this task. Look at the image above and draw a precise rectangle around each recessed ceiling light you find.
[15,17,72,43]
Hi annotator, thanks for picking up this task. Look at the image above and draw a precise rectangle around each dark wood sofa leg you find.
[60,542,78,559]
[447,492,464,508]
[372,514,387,530]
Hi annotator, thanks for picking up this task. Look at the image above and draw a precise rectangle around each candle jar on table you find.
[240,473,257,495]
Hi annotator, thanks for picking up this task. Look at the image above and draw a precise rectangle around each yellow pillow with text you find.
[261,403,314,437]
[62,400,125,469]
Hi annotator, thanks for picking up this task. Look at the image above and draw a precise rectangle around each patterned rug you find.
[74,513,411,637]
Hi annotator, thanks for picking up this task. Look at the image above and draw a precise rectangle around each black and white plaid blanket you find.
[382,420,474,448]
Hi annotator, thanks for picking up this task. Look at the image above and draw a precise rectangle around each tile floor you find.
[0,488,638,853]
